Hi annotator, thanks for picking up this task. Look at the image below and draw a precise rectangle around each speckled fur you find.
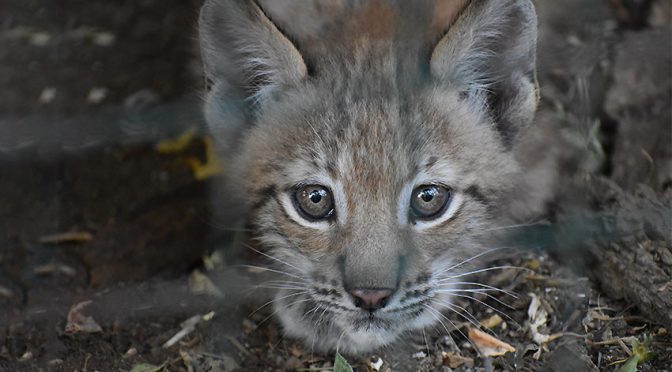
[199,0,558,354]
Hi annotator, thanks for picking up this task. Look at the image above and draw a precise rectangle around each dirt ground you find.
[1,0,671,371]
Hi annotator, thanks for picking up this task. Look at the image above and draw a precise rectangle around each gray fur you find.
[199,0,555,354]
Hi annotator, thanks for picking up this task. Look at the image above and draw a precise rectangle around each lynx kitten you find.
[199,0,558,354]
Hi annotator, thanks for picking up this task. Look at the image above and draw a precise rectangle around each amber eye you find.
[410,185,451,220]
[293,185,334,220]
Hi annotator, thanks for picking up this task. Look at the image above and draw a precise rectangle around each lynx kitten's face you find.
[200,0,541,354]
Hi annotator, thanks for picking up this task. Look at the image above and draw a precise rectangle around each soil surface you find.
[1,0,671,371]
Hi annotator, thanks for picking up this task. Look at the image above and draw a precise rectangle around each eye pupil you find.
[309,190,323,203]
[420,188,435,202]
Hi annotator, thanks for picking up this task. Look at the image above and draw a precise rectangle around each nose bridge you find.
[339,155,409,289]
[342,215,405,289]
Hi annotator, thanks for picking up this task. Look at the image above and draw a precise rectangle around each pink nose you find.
[348,288,394,311]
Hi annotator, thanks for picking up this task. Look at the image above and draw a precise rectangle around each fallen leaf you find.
[468,327,515,357]
[290,344,303,357]
[480,314,503,329]
[34,263,77,277]
[442,351,474,368]
[0,286,14,299]
[39,231,93,244]
[65,300,103,334]
[411,351,427,359]
[526,259,540,270]
[155,128,196,154]
[123,347,137,358]
[369,356,384,371]
[184,137,222,180]
[130,362,167,372]
[188,270,223,298]
[527,293,551,345]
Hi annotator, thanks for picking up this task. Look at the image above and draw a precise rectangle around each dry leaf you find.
[184,138,222,180]
[369,356,384,371]
[65,300,103,334]
[188,270,223,298]
[34,263,77,277]
[442,351,474,368]
[480,314,504,329]
[468,327,515,357]
[155,128,196,154]
[39,231,93,244]
[0,286,14,299]
[290,344,303,357]
[527,293,552,344]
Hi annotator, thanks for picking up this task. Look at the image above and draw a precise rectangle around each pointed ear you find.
[199,0,307,104]
[430,0,539,145]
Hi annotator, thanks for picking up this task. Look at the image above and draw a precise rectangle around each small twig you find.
[82,353,91,372]
[617,338,632,356]
[163,312,214,348]
[226,336,251,356]
[586,336,637,347]
[546,332,586,343]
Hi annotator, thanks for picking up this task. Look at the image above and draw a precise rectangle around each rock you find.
[544,341,598,372]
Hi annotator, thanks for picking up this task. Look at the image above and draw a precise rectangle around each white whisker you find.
[242,243,304,273]
[432,299,482,330]
[316,305,330,326]
[335,329,348,354]
[438,265,531,282]
[423,304,482,358]
[449,293,519,328]
[256,279,309,290]
[249,290,310,317]
[253,298,312,329]
[438,281,518,298]
[253,285,307,291]
[437,289,516,310]
[435,247,515,277]
[234,264,306,281]
[301,304,321,321]
[423,304,454,336]
[479,220,545,233]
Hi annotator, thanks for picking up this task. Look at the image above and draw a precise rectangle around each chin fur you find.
[275,298,403,355]
[272,283,458,355]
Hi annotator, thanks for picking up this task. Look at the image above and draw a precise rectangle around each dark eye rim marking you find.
[464,184,489,207]
[250,185,278,212]
[291,184,336,222]
[409,184,452,221]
